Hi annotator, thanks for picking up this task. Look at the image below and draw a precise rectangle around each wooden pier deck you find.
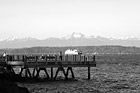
[0,54,96,80]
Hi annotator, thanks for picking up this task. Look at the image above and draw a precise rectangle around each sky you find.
[0,0,140,39]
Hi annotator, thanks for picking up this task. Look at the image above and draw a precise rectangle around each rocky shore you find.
[0,73,30,93]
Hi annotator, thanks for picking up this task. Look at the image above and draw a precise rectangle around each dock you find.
[0,54,96,80]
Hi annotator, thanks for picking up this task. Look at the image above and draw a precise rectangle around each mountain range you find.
[0,32,140,49]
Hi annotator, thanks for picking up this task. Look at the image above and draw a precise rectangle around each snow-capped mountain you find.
[63,32,85,39]
[3,37,37,42]
[1,32,140,49]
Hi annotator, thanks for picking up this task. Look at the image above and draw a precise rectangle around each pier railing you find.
[1,54,96,67]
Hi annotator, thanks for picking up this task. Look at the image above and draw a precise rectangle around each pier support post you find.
[54,67,66,80]
[51,67,53,80]
[25,68,32,78]
[65,67,75,79]
[7,65,15,75]
[88,66,90,80]
[19,68,32,78]
[19,68,23,76]
[36,68,50,79]
[32,68,38,77]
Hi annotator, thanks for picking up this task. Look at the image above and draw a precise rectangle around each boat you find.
[65,49,82,55]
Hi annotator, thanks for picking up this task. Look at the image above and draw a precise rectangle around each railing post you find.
[45,55,48,65]
[80,54,81,61]
[23,55,27,68]
[45,55,47,62]
[84,56,85,62]
[35,55,38,62]
[93,55,95,62]
[12,55,14,61]
[75,55,76,62]
[17,55,19,61]
[65,55,68,62]
[55,55,57,61]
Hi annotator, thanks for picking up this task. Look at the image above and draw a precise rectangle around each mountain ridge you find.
[0,32,140,49]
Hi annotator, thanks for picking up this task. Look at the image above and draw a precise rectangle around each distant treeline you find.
[0,45,140,55]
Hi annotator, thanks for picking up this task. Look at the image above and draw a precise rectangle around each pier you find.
[0,54,96,80]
